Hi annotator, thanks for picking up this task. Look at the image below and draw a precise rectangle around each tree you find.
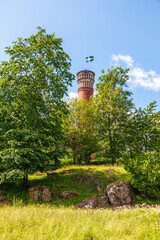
[0,27,74,187]
[122,102,160,194]
[95,67,134,165]
[62,98,99,164]
[122,151,160,194]
[125,101,160,158]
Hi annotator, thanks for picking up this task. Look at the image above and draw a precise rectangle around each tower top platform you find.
[76,70,95,101]
[76,70,95,84]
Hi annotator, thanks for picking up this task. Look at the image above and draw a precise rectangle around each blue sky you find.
[0,0,160,109]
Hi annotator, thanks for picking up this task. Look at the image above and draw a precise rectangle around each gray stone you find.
[77,199,97,209]
[105,182,135,207]
[77,193,110,209]
[60,190,79,199]
[28,186,52,202]
[42,187,52,202]
[97,196,110,208]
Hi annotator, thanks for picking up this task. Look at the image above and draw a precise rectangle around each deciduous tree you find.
[62,98,99,164]
[0,27,74,187]
[95,67,134,165]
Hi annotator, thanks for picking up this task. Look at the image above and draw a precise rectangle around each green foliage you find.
[95,67,134,165]
[122,151,160,192]
[0,27,74,184]
[122,101,160,193]
[126,101,160,157]
[62,98,99,164]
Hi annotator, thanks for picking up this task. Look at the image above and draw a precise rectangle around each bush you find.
[122,151,160,193]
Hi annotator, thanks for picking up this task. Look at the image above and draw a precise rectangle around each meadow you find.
[0,205,160,240]
[1,165,160,240]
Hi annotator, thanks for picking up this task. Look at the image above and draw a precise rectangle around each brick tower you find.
[77,70,95,101]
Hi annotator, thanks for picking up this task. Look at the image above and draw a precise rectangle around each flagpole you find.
[85,60,86,70]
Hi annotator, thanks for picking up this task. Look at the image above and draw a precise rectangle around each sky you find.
[0,0,160,109]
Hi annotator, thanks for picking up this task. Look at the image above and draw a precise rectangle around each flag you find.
[85,56,94,63]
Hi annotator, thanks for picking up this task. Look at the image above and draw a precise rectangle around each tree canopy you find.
[95,67,134,164]
[0,27,74,186]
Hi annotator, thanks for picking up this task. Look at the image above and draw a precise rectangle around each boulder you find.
[72,172,99,183]
[28,186,52,202]
[97,196,110,208]
[77,194,110,209]
[60,190,79,199]
[77,199,97,209]
[42,187,52,202]
[105,182,135,207]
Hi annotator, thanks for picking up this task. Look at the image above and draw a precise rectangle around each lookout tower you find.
[76,70,95,101]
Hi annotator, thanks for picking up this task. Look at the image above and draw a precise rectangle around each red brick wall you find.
[78,87,93,101]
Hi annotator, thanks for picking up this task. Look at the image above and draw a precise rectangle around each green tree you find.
[122,102,160,194]
[62,98,99,164]
[122,151,160,194]
[0,27,74,187]
[126,101,160,157]
[95,67,134,165]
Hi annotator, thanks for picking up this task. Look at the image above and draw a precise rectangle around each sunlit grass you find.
[3,165,132,207]
[0,205,160,240]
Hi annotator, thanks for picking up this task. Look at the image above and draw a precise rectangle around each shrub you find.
[122,151,160,193]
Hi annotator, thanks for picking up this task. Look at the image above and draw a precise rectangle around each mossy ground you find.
[1,164,160,206]
[1,165,131,206]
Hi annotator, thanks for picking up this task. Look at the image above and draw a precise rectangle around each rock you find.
[77,199,97,209]
[97,196,110,208]
[151,204,157,208]
[56,185,68,189]
[0,191,7,203]
[77,194,110,209]
[141,203,147,207]
[60,170,73,175]
[114,205,133,210]
[105,182,135,207]
[60,190,79,199]
[135,204,140,208]
[134,203,151,208]
[28,186,52,202]
[52,192,60,198]
[72,172,99,183]
[47,172,59,178]
[42,187,52,202]
[28,187,39,202]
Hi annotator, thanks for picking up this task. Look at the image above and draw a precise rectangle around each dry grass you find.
[0,205,160,240]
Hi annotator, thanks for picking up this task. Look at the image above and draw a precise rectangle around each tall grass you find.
[0,205,160,240]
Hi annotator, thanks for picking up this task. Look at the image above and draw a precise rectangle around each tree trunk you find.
[23,173,28,190]
[111,157,116,165]
[73,153,76,165]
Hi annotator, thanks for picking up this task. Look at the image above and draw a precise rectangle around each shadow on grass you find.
[0,166,132,207]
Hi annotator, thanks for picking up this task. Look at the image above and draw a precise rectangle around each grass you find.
[2,164,160,205]
[1,164,160,239]
[0,205,160,240]
[2,165,131,206]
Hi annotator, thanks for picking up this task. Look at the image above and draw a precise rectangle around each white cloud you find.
[111,54,160,91]
[68,92,78,99]
[112,54,134,68]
